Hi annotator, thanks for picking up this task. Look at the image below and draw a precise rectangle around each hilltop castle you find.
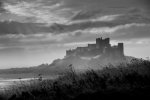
[66,37,124,58]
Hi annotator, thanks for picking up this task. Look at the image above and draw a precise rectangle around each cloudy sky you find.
[0,0,150,68]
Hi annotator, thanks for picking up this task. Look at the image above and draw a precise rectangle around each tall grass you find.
[1,59,150,100]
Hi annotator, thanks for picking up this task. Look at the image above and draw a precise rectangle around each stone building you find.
[66,37,124,58]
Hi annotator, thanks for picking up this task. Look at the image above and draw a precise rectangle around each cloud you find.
[1,0,149,27]
[46,13,150,34]
[0,30,70,50]
[59,0,150,19]
[1,23,149,51]
[68,23,150,42]
[0,21,46,35]
[71,10,101,20]
[0,15,121,36]
[3,0,69,24]
[1,11,150,39]
[0,0,6,13]
[3,0,149,24]
[110,23,150,40]
[61,0,150,10]
[1,1,150,49]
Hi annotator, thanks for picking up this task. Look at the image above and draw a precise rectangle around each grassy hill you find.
[0,58,150,100]
[0,56,133,79]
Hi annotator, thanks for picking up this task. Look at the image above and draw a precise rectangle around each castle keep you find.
[66,37,124,58]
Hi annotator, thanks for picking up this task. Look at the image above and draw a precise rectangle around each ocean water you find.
[0,78,39,90]
[0,76,59,90]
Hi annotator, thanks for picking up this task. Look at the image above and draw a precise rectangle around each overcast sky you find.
[0,0,150,68]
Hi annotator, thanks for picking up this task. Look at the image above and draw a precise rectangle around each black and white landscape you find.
[0,0,150,100]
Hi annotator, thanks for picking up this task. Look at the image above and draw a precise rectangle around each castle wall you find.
[66,37,124,58]
[88,44,96,50]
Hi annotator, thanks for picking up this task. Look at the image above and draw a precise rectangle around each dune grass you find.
[0,59,150,100]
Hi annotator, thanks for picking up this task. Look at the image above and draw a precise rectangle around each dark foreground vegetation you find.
[0,59,150,100]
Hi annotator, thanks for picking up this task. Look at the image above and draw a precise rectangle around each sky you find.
[0,0,150,68]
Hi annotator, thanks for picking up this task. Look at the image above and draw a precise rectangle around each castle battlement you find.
[66,37,124,58]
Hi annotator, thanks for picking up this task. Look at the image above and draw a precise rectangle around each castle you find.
[66,37,124,58]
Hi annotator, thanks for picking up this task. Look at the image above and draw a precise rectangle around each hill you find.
[0,58,150,100]
[0,55,134,79]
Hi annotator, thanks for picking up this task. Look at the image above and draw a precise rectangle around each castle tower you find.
[118,43,124,56]
[104,38,110,47]
[66,50,72,56]
[96,37,102,48]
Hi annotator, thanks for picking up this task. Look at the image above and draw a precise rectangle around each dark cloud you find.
[62,0,149,9]
[139,0,150,9]
[0,21,68,35]
[0,21,50,35]
[55,0,150,23]
[1,11,150,36]
[61,0,150,13]
[0,0,5,13]
[48,13,150,34]
[61,24,150,45]
[71,10,101,20]
[110,24,150,40]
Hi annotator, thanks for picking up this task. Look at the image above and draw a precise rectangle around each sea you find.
[0,76,58,91]
[0,78,38,90]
